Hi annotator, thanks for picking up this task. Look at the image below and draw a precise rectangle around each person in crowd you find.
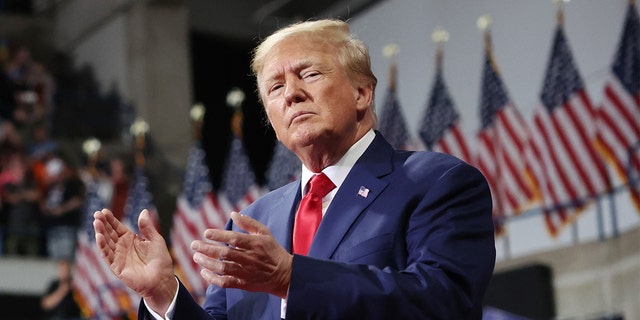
[0,118,21,147]
[107,153,131,221]
[0,63,17,122]
[41,156,84,260]
[0,148,41,255]
[41,259,83,320]
[6,45,32,88]
[93,19,495,319]
[5,45,55,136]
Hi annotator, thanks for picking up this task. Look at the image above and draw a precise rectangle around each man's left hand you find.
[191,211,293,299]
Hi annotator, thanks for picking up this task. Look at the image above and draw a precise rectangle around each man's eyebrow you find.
[262,59,316,84]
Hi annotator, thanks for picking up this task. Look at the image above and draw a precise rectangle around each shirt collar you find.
[300,129,376,193]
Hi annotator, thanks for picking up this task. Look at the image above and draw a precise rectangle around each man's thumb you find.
[138,209,159,240]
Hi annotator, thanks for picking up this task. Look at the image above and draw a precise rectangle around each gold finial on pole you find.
[477,14,493,51]
[226,87,245,139]
[130,117,149,168]
[82,137,102,177]
[190,102,206,140]
[554,0,570,26]
[190,102,205,122]
[477,14,501,74]
[382,43,400,92]
[431,26,449,71]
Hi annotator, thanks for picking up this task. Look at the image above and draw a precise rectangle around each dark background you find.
[191,31,277,190]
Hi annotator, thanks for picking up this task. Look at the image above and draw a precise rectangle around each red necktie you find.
[292,173,336,255]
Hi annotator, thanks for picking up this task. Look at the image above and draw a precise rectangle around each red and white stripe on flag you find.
[74,232,140,319]
[595,2,640,212]
[171,192,227,300]
[477,104,538,219]
[597,76,640,182]
[528,91,609,236]
[431,125,472,164]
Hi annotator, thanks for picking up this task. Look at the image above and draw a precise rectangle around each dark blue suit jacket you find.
[140,132,495,319]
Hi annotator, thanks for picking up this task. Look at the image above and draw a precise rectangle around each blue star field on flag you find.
[419,70,461,149]
[220,136,258,205]
[379,87,411,150]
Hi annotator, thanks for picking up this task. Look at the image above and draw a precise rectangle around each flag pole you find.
[77,136,102,318]
[171,103,208,296]
[82,137,102,179]
[478,15,498,74]
[190,102,206,142]
[554,0,581,244]
[554,0,568,27]
[477,14,512,259]
[226,87,246,139]
[382,43,400,93]
[431,26,449,72]
[130,117,149,170]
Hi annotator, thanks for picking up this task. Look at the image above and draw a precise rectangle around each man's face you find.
[257,37,370,155]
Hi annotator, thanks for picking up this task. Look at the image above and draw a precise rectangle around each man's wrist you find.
[275,253,294,299]
[143,276,179,317]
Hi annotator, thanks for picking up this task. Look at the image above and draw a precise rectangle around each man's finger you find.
[100,208,129,236]
[229,211,271,236]
[191,240,229,259]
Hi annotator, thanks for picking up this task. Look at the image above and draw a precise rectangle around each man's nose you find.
[284,79,306,105]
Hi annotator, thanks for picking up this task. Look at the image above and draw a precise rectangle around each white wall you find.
[53,0,193,169]
[349,0,639,260]
[71,15,130,98]
[54,0,132,97]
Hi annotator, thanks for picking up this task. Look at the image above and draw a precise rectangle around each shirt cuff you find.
[143,277,180,320]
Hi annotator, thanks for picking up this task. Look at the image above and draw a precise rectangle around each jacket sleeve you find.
[137,279,217,320]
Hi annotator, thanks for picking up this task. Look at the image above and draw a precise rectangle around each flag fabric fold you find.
[419,67,472,163]
[528,25,610,236]
[379,87,412,150]
[475,45,539,235]
[74,177,140,319]
[595,2,640,211]
[219,136,266,214]
[265,141,301,191]
[123,166,159,233]
[170,142,226,301]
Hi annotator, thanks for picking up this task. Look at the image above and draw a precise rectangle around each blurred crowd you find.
[0,42,149,319]
[0,44,133,263]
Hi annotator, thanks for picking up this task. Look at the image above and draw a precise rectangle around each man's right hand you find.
[93,208,177,316]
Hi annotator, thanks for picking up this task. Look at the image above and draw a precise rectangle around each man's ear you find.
[356,84,374,111]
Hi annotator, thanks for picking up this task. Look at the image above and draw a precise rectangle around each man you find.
[40,259,82,320]
[93,19,495,319]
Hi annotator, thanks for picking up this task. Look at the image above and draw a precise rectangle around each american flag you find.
[123,166,159,233]
[379,87,412,150]
[528,25,610,236]
[418,66,472,163]
[170,142,227,301]
[630,143,640,209]
[265,141,301,191]
[475,45,539,235]
[74,178,140,319]
[595,2,640,211]
[219,136,265,213]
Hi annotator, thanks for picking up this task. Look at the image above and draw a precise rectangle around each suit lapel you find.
[265,181,301,251]
[309,133,394,259]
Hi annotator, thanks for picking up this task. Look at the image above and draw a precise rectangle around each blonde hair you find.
[251,19,378,123]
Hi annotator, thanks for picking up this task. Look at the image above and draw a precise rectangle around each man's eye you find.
[302,71,320,79]
[269,84,283,95]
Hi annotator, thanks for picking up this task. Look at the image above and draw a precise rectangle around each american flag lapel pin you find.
[357,186,370,198]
